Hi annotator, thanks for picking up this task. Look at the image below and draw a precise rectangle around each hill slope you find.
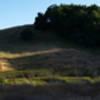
[0,25,100,74]
[0,25,100,99]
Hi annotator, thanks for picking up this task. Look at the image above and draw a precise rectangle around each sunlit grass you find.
[3,78,47,86]
[0,69,99,86]
[0,72,100,86]
[0,48,62,59]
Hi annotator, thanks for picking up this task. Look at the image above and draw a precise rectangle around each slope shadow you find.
[0,84,95,100]
[0,24,69,54]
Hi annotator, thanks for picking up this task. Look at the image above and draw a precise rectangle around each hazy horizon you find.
[0,0,100,29]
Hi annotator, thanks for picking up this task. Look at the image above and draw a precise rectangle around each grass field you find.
[0,25,100,99]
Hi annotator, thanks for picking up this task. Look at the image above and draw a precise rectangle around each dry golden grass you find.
[0,47,100,72]
[0,48,62,70]
[0,48,62,59]
[0,60,14,71]
[0,45,100,71]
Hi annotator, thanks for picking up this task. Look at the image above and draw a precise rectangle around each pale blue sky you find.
[0,0,100,29]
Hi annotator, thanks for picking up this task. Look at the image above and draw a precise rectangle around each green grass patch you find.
[0,69,99,86]
[0,74,100,86]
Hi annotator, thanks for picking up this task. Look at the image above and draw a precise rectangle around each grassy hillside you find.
[0,25,100,99]
[0,25,100,72]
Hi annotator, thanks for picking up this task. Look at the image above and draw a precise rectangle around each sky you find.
[0,0,100,29]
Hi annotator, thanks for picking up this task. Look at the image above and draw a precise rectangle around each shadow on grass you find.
[0,84,98,100]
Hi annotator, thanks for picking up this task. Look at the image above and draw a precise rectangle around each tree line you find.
[34,4,100,46]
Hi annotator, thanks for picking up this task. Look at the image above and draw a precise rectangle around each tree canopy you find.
[34,4,100,46]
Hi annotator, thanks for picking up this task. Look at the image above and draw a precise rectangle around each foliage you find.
[34,4,100,46]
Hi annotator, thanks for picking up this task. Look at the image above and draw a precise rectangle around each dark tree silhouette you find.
[34,4,100,46]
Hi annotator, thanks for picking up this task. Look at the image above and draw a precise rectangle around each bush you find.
[20,28,34,41]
